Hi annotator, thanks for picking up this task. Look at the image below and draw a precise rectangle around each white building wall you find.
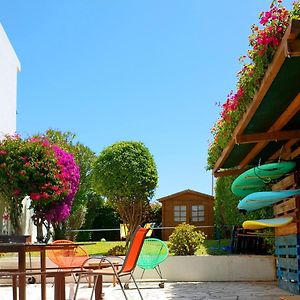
[0,23,20,139]
[0,23,20,234]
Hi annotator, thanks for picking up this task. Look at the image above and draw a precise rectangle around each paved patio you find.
[0,281,296,300]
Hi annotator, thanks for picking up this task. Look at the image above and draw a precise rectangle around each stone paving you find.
[0,281,296,300]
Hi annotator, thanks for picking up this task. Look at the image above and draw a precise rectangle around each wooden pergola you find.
[213,20,300,177]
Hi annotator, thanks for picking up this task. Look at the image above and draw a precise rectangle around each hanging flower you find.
[207,0,299,170]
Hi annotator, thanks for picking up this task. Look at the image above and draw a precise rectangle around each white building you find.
[0,23,21,234]
[0,23,20,139]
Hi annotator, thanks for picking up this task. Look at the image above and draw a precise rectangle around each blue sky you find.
[0,0,294,200]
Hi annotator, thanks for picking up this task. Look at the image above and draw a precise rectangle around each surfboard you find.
[242,216,293,230]
[231,161,296,197]
[237,189,300,211]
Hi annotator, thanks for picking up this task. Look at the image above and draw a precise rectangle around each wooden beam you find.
[269,94,300,130]
[212,21,300,173]
[236,130,300,144]
[213,168,247,178]
[239,93,300,168]
[287,19,300,40]
[268,138,299,161]
[291,146,300,159]
[287,40,300,56]
[272,174,295,191]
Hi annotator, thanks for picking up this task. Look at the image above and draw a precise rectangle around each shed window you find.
[192,205,204,222]
[174,205,186,222]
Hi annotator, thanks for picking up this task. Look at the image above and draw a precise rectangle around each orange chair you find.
[47,240,90,284]
[47,240,89,269]
[74,226,150,300]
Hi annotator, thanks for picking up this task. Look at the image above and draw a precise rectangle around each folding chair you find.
[74,226,150,300]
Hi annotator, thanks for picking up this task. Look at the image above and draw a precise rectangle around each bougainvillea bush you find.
[207,0,300,169]
[43,145,80,223]
[0,134,80,238]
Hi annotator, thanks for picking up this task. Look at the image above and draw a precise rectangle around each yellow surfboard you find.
[242,216,293,230]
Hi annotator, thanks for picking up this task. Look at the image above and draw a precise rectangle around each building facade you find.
[0,23,21,234]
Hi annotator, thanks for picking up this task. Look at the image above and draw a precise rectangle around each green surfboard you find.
[231,161,296,197]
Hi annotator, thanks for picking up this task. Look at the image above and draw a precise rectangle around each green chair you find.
[136,238,169,288]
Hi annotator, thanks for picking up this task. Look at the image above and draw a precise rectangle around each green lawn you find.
[0,239,232,257]
[82,239,232,256]
[82,241,126,256]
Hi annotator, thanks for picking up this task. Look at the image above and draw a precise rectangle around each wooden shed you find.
[158,189,214,241]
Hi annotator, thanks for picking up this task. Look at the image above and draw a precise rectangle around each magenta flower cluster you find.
[44,145,80,222]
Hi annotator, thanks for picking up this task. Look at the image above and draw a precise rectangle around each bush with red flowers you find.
[207,0,300,169]
[0,134,80,237]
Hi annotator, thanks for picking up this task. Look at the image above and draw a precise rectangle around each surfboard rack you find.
[231,227,271,255]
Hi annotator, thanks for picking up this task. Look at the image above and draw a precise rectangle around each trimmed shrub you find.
[168,223,206,255]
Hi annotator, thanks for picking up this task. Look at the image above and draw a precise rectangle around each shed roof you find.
[158,189,214,202]
[213,20,300,177]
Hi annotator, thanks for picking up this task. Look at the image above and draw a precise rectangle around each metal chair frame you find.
[74,226,149,300]
[127,238,168,289]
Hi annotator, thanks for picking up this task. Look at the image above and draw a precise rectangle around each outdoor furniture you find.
[0,242,93,300]
[47,239,89,279]
[127,238,168,288]
[74,226,150,300]
[47,239,99,292]
[0,271,18,299]
[0,242,48,300]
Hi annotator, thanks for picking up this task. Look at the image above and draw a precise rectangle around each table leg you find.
[12,275,18,300]
[54,272,65,300]
[18,249,26,300]
[40,249,46,300]
[94,274,104,300]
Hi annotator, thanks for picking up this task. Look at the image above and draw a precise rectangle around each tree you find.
[41,129,96,240]
[92,141,158,239]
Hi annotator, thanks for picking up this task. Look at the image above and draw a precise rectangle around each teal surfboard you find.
[231,161,296,197]
[237,189,300,211]
[242,216,293,230]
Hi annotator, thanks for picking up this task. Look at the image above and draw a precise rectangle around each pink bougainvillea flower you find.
[44,145,80,222]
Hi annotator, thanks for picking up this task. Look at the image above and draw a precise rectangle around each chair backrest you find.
[121,226,149,273]
[137,238,169,269]
[47,239,89,269]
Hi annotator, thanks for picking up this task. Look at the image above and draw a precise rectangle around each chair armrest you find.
[81,256,122,274]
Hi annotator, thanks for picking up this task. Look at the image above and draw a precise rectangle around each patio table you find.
[0,242,94,300]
